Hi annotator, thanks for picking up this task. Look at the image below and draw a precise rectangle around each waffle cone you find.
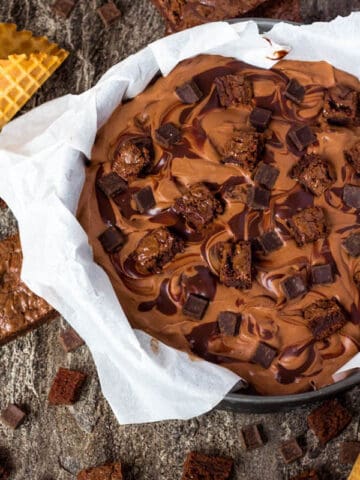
[348,455,360,480]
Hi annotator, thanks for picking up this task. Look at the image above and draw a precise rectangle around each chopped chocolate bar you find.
[307,399,352,445]
[343,184,360,209]
[311,264,334,285]
[290,154,335,196]
[219,240,252,290]
[343,232,360,257]
[77,462,123,480]
[345,140,360,174]
[284,78,305,105]
[48,367,87,405]
[215,73,253,107]
[289,207,328,246]
[176,80,203,104]
[247,185,270,210]
[281,274,307,300]
[183,294,209,320]
[112,137,153,181]
[249,107,272,131]
[133,227,184,274]
[133,186,156,213]
[1,404,26,429]
[52,0,76,18]
[221,131,265,172]
[288,125,317,151]
[304,298,347,340]
[98,226,125,254]
[279,438,303,464]
[290,471,319,480]
[340,441,360,464]
[173,183,223,230]
[217,311,241,336]
[59,326,84,353]
[96,172,127,197]
[323,85,359,126]
[97,2,122,27]
[254,161,279,190]
[251,342,277,368]
[182,451,233,480]
[240,424,265,450]
[257,230,283,254]
[155,123,182,147]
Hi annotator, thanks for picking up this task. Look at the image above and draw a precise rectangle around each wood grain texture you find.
[0,1,360,479]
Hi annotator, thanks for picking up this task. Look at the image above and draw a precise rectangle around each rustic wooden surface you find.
[1,1,360,479]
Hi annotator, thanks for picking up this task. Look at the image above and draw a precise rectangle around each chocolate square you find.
[251,342,277,368]
[323,85,359,126]
[240,424,265,450]
[343,184,360,209]
[182,452,233,480]
[133,186,156,213]
[52,0,76,18]
[219,240,252,290]
[176,80,203,104]
[182,294,209,320]
[0,404,26,429]
[290,154,336,196]
[97,1,121,27]
[253,162,280,190]
[288,125,317,151]
[288,207,328,246]
[155,123,182,147]
[98,226,125,254]
[48,367,87,405]
[343,232,360,257]
[215,73,253,107]
[345,141,360,174]
[279,438,303,464]
[281,274,307,300]
[311,264,334,285]
[217,311,241,336]
[249,107,272,131]
[284,78,305,105]
[307,399,352,445]
[59,326,84,353]
[257,230,283,254]
[340,441,360,464]
[290,471,319,480]
[304,298,347,340]
[96,172,127,197]
[247,186,270,210]
[221,131,265,173]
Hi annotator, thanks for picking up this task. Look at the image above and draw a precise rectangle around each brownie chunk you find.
[215,73,253,107]
[340,441,360,464]
[289,207,328,246]
[343,232,360,257]
[290,470,319,480]
[343,184,360,209]
[279,438,303,464]
[254,162,279,190]
[77,463,123,480]
[133,227,184,274]
[307,399,352,445]
[281,274,307,300]
[247,186,270,210]
[290,154,335,196]
[249,107,272,131]
[112,137,153,181]
[323,85,359,126]
[59,326,84,353]
[288,125,317,151]
[217,311,241,336]
[311,264,334,285]
[176,80,203,104]
[219,240,252,290]
[97,172,127,197]
[98,226,125,254]
[251,342,277,368]
[221,131,265,172]
[284,78,305,105]
[183,294,209,320]
[257,230,283,254]
[1,404,26,429]
[155,123,182,147]
[345,140,360,174]
[240,424,265,450]
[48,367,87,405]
[304,298,347,340]
[182,451,233,480]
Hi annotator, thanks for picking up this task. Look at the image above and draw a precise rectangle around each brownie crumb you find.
[221,131,265,172]
[48,367,87,405]
[290,470,319,480]
[219,240,252,290]
[307,399,352,444]
[345,140,360,174]
[182,451,233,480]
[323,85,359,126]
[290,154,335,196]
[1,403,26,429]
[288,207,328,246]
[112,137,153,181]
[215,73,253,107]
[77,462,123,480]
[279,438,303,464]
[304,298,347,340]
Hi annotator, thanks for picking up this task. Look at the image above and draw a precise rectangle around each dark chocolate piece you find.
[289,207,328,246]
[182,294,209,320]
[98,226,125,254]
[290,471,319,480]
[323,85,359,126]
[290,154,335,196]
[48,367,87,405]
[221,131,265,172]
[77,463,123,480]
[253,161,279,190]
[155,123,181,147]
[217,311,241,336]
[281,274,307,300]
[304,298,347,340]
[240,424,265,450]
[343,184,360,209]
[112,137,153,181]
[181,451,233,480]
[307,399,352,445]
[133,186,156,213]
[52,0,76,18]
[284,78,305,105]
[340,441,360,464]
[96,172,127,197]
[345,140,360,174]
[215,73,253,107]
[249,107,272,131]
[59,326,85,353]
[311,264,334,285]
[0,404,26,429]
[247,186,270,210]
[251,342,277,368]
[279,438,303,464]
[288,125,317,151]
[97,1,122,27]
[219,240,252,290]
[343,232,360,257]
[257,230,283,254]
[176,80,203,104]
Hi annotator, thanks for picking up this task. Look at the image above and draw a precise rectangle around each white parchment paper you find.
[0,14,360,424]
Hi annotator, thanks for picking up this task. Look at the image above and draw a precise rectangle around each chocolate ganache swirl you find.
[77,54,360,395]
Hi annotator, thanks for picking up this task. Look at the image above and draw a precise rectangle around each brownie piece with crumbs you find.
[112,137,153,181]
[182,451,233,480]
[219,240,252,290]
[48,367,87,405]
[323,85,359,126]
[77,463,123,480]
[288,207,328,246]
[307,399,351,444]
[290,154,335,196]
[345,140,360,173]
[221,131,265,172]
[215,73,253,107]
[304,298,347,340]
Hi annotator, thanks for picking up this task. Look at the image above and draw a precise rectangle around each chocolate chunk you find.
[257,230,283,254]
[340,441,360,464]
[219,240,252,290]
[281,274,307,300]
[215,73,253,107]
[52,0,76,18]
[288,125,317,151]
[279,438,303,464]
[133,186,156,213]
[221,131,265,172]
[323,85,359,126]
[133,227,184,274]
[176,80,203,104]
[290,471,319,480]
[247,186,270,210]
[311,264,334,285]
[96,172,127,197]
[1,404,26,429]
[173,183,223,230]
[98,226,125,254]
[182,452,233,480]
[155,123,181,147]
[59,326,84,353]
[288,207,328,246]
[97,2,121,27]
[112,137,153,181]
[253,162,279,190]
[307,399,352,445]
[77,463,123,480]
[345,140,360,174]
[249,107,272,131]
[290,154,336,196]
[251,342,277,368]
[304,298,347,340]
[343,232,360,257]
[48,367,87,405]
[183,294,209,320]
[217,311,241,336]
[343,184,360,209]
[240,424,265,450]
[284,78,305,105]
